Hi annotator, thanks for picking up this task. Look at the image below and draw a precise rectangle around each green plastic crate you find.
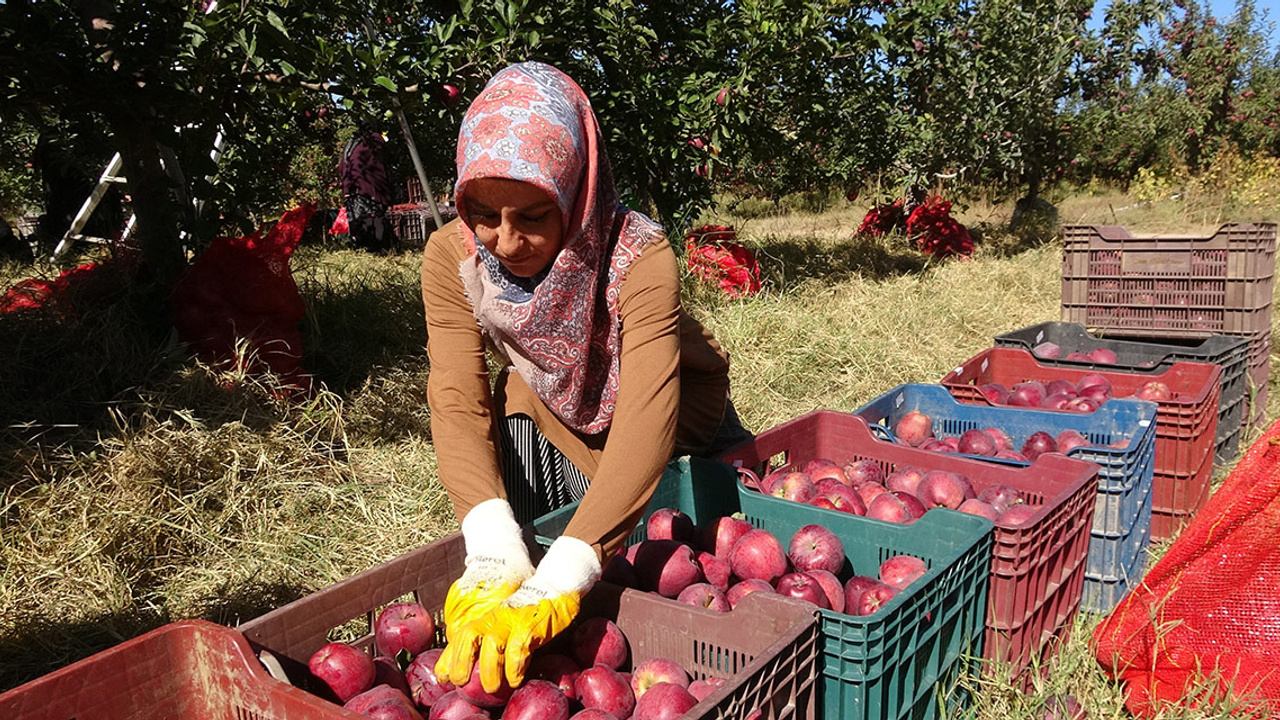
[532,456,994,720]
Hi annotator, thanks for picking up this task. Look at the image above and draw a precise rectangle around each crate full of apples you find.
[718,411,1098,680]
[532,457,993,720]
[236,532,819,720]
[940,347,1221,540]
[853,384,1157,612]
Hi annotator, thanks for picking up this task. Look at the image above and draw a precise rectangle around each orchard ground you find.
[2,183,1278,718]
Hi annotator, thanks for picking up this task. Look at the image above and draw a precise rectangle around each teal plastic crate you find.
[532,456,994,720]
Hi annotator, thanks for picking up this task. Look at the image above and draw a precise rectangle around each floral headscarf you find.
[454,62,662,434]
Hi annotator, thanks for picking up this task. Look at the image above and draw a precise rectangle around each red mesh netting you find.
[1093,418,1280,717]
[170,206,313,393]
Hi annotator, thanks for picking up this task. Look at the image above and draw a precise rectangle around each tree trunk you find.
[111,117,185,285]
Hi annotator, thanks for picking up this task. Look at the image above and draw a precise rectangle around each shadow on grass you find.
[0,581,308,694]
[750,233,929,288]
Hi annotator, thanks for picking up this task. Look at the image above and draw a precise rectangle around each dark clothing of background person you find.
[339,132,393,250]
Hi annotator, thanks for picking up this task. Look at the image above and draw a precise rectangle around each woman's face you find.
[463,178,565,278]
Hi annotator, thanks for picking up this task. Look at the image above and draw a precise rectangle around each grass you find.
[1,186,1277,716]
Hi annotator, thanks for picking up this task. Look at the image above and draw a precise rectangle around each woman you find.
[423,62,747,693]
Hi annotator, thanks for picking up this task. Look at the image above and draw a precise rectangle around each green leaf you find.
[375,76,398,92]
[266,10,289,39]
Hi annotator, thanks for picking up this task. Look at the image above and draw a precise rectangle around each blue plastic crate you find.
[531,457,993,720]
[853,383,1157,613]
[1082,497,1153,613]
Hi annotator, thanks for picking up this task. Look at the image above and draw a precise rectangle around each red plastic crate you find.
[721,411,1098,682]
[0,620,360,720]
[940,348,1220,541]
[1060,222,1276,338]
[237,533,820,720]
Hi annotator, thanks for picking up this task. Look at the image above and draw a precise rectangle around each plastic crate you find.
[994,322,1249,462]
[534,456,993,720]
[940,348,1220,541]
[853,384,1157,613]
[0,619,360,720]
[237,529,820,720]
[1060,222,1277,337]
[716,412,1096,682]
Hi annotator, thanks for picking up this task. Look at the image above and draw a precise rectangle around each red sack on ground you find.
[0,254,136,317]
[170,206,314,393]
[684,225,761,299]
[329,206,349,235]
[1093,419,1280,718]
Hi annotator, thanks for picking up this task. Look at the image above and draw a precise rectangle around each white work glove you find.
[440,499,535,640]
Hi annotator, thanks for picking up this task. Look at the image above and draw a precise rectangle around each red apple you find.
[1043,693,1087,720]
[979,382,1011,404]
[892,491,927,521]
[1008,381,1046,407]
[1066,351,1091,361]
[1056,429,1090,454]
[811,497,838,511]
[310,641,377,702]
[842,458,884,486]
[726,578,774,608]
[855,481,888,505]
[1135,380,1172,401]
[575,665,636,720]
[572,618,630,671]
[758,468,789,494]
[879,555,928,589]
[701,516,754,560]
[977,484,1023,513]
[998,503,1039,526]
[528,654,579,703]
[438,84,462,108]
[376,602,437,659]
[916,471,974,510]
[688,677,726,702]
[633,681,698,720]
[346,685,418,717]
[957,429,997,456]
[1077,373,1112,393]
[920,439,952,452]
[696,551,732,591]
[775,572,832,609]
[427,691,487,720]
[866,492,912,524]
[855,582,900,615]
[630,657,691,701]
[1033,342,1061,359]
[1077,383,1110,405]
[788,523,845,574]
[984,427,1015,452]
[715,87,729,105]
[1021,431,1058,460]
[957,498,1000,520]
[804,458,846,484]
[894,410,935,447]
[994,450,1027,461]
[1088,348,1118,364]
[816,481,867,515]
[842,575,880,611]
[502,680,569,720]
[729,529,789,584]
[373,655,413,696]
[647,508,695,543]
[406,649,452,709]
[634,540,703,598]
[567,711,615,720]
[806,569,845,613]
[455,667,512,708]
[601,555,637,588]
[676,582,731,612]
[1045,379,1078,398]
[1041,392,1074,410]
[885,466,924,495]
[769,472,816,504]
[1066,396,1101,413]
[940,436,960,451]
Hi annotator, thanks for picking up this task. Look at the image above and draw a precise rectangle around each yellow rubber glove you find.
[439,499,533,645]
[439,535,601,692]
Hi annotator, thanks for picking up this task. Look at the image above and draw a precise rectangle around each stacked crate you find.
[1060,223,1275,431]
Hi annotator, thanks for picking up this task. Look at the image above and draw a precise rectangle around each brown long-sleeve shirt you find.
[422,219,731,560]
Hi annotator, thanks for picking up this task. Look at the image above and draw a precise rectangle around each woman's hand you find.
[440,500,535,642]
[437,535,601,691]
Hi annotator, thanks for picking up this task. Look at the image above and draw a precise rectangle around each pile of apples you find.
[1031,343,1118,364]
[306,599,737,720]
[894,409,1104,463]
[976,370,1177,414]
[607,509,934,617]
[747,453,1037,526]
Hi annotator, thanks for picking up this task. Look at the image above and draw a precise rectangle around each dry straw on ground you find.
[1,190,1277,718]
